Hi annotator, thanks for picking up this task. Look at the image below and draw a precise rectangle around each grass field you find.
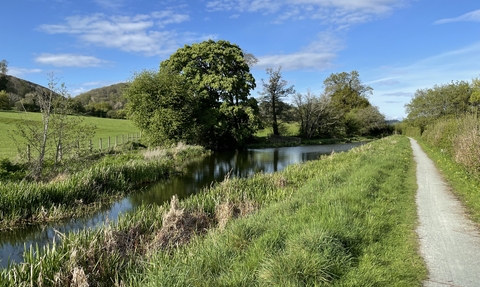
[0,110,140,159]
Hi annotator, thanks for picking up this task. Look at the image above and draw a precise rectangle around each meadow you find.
[0,110,140,159]
[0,136,428,286]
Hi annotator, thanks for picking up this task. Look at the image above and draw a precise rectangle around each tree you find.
[259,67,295,136]
[13,73,96,179]
[0,60,7,91]
[348,106,386,136]
[128,39,259,149]
[125,69,198,146]
[405,81,472,130]
[323,71,371,114]
[293,91,343,138]
[0,90,9,110]
[0,60,7,75]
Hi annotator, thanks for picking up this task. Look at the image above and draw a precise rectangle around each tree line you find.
[0,39,391,154]
[125,40,389,150]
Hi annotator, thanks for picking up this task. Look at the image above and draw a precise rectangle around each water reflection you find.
[0,142,365,267]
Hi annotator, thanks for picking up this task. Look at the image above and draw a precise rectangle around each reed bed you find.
[0,136,427,286]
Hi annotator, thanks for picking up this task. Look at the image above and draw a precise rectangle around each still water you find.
[0,142,365,267]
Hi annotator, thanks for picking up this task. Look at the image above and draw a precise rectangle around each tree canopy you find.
[126,40,259,149]
[324,70,371,114]
[405,80,472,130]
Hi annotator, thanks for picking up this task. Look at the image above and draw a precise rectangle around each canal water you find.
[0,142,365,267]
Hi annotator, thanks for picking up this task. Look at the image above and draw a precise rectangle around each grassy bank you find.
[0,136,427,286]
[0,110,140,159]
[0,144,208,230]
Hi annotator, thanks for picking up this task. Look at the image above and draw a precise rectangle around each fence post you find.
[89,140,92,152]
[27,144,31,163]
[115,136,118,147]
[122,134,124,145]
[108,137,110,148]
[99,138,103,150]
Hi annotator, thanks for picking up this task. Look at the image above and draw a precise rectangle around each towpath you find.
[410,138,480,287]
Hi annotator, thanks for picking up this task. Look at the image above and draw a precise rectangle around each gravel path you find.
[410,138,480,287]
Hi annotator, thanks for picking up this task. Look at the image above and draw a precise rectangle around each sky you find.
[2,0,480,120]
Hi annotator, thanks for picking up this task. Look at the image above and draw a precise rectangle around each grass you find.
[0,110,140,159]
[0,144,208,230]
[0,136,427,286]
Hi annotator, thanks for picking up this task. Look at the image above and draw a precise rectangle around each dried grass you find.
[150,196,211,250]
[454,124,480,172]
[71,267,89,287]
[215,200,257,230]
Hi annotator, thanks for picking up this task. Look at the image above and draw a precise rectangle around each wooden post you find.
[99,138,103,150]
[27,144,31,163]
[115,136,118,147]
[89,140,92,152]
[108,137,110,148]
[122,134,124,144]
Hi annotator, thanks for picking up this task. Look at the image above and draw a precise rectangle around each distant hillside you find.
[75,83,129,110]
[1,74,51,98]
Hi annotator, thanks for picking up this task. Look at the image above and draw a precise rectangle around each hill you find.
[75,82,128,109]
[0,74,50,97]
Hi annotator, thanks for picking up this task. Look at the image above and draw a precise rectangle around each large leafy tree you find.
[127,40,259,149]
[259,67,295,136]
[324,70,371,114]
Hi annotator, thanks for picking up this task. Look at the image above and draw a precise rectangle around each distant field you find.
[0,111,140,159]
[255,122,299,137]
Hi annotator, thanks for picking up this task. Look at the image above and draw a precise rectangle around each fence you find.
[93,132,142,151]
[26,132,142,162]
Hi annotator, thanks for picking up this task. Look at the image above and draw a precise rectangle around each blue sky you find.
[2,0,480,119]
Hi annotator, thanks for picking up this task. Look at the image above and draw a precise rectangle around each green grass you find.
[255,122,300,137]
[0,144,208,229]
[0,136,427,286]
[0,110,140,159]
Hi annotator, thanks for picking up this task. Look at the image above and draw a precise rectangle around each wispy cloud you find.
[256,32,343,70]
[434,9,480,24]
[206,0,405,26]
[8,67,43,77]
[37,11,199,56]
[35,54,108,67]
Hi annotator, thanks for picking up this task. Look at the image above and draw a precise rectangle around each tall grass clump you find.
[0,136,426,286]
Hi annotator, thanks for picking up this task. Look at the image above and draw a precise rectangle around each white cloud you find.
[434,9,480,24]
[35,54,108,67]
[8,67,43,77]
[206,0,404,26]
[255,32,343,70]
[37,11,195,56]
[367,41,480,119]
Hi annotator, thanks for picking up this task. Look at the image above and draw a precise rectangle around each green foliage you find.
[0,158,25,181]
[405,80,472,130]
[324,70,372,115]
[0,90,9,110]
[127,39,259,150]
[347,106,387,136]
